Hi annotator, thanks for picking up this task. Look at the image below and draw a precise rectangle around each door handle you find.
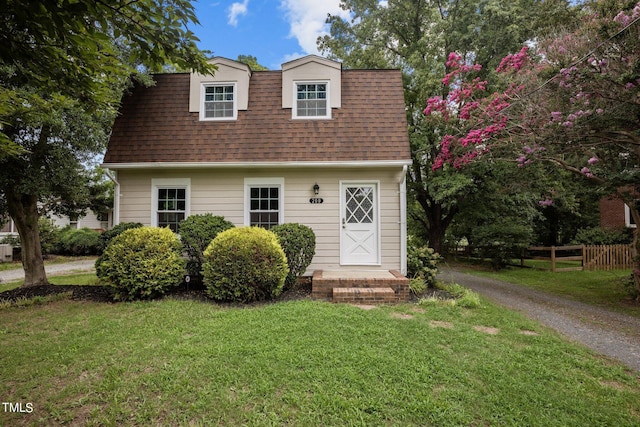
[342,218,346,228]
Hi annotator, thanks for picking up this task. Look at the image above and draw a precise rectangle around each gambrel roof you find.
[103,67,411,167]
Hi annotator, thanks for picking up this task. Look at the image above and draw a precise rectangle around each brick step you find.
[332,287,396,304]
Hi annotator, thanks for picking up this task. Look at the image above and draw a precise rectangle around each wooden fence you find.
[523,244,634,272]
[583,244,634,271]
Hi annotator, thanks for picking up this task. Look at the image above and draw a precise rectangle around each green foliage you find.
[471,223,534,270]
[58,227,101,256]
[98,222,144,253]
[38,218,62,256]
[419,282,482,308]
[319,0,578,252]
[270,223,316,289]
[439,282,482,308]
[409,277,427,295]
[237,55,269,71]
[407,238,442,286]
[572,227,633,245]
[0,217,62,256]
[178,214,235,278]
[96,227,185,301]
[0,0,214,286]
[203,227,288,303]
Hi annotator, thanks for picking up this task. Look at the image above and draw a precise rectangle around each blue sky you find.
[190,0,353,69]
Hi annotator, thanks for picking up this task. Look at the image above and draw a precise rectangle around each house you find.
[600,196,636,229]
[102,55,412,301]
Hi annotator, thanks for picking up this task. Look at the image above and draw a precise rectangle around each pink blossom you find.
[538,199,554,207]
[625,82,636,89]
[596,108,604,114]
[588,157,599,165]
[562,121,574,127]
[581,167,594,178]
[550,111,563,122]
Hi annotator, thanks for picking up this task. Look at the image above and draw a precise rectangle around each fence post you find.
[551,246,556,272]
[581,244,585,270]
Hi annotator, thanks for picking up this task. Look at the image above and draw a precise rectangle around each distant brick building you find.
[600,196,635,229]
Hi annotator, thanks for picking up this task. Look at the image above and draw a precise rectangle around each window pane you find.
[204,85,234,119]
[270,188,278,198]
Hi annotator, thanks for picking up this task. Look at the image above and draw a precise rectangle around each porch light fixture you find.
[313,182,320,195]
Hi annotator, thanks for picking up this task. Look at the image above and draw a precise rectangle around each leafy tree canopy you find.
[0,0,215,286]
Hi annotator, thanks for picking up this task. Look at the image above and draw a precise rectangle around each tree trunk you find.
[6,190,48,287]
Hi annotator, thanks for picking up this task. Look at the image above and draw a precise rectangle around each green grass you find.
[450,260,639,317]
[1,298,639,426]
[0,272,99,293]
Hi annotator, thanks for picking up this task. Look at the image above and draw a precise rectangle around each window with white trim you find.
[202,83,237,120]
[294,82,330,118]
[625,203,637,228]
[245,178,283,229]
[152,179,190,232]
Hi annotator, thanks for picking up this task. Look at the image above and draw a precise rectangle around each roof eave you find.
[101,160,412,170]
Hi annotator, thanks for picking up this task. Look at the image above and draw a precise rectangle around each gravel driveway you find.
[440,268,640,372]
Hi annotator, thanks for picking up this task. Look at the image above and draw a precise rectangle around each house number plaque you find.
[309,197,324,204]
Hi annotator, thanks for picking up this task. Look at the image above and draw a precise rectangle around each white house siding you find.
[115,166,404,273]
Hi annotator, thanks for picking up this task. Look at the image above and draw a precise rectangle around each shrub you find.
[178,214,235,278]
[58,227,101,255]
[3,218,63,257]
[203,227,288,303]
[571,227,633,245]
[409,277,427,295]
[407,238,442,287]
[98,222,144,253]
[270,223,316,288]
[96,226,185,301]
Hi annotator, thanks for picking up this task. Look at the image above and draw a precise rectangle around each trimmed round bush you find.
[98,222,144,253]
[270,223,316,288]
[203,227,288,303]
[58,227,101,255]
[178,214,235,277]
[96,226,185,301]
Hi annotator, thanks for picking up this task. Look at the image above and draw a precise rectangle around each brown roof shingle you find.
[103,69,411,165]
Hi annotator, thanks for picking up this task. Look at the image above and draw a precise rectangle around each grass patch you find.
[0,272,99,293]
[1,299,639,426]
[450,259,639,317]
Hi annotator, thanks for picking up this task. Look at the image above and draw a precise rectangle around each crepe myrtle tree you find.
[0,0,215,287]
[427,0,640,296]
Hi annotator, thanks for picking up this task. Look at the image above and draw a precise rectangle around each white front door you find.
[340,182,379,265]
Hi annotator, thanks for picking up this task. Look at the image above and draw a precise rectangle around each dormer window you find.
[201,83,237,120]
[294,82,330,118]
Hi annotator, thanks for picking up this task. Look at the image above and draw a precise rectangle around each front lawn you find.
[1,297,639,426]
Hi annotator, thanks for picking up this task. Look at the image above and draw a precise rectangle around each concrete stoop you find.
[312,270,410,303]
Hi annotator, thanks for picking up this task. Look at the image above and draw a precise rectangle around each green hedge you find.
[203,227,288,303]
[270,223,316,288]
[178,214,235,278]
[96,226,185,301]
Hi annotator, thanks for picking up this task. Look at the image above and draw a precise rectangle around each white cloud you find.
[279,0,351,56]
[228,0,249,27]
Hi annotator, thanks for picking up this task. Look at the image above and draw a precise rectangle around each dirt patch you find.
[520,330,539,336]
[411,307,426,314]
[391,312,414,320]
[430,320,454,329]
[351,304,377,310]
[473,325,500,335]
